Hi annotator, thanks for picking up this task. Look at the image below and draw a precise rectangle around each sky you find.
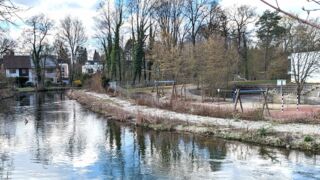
[7,0,320,56]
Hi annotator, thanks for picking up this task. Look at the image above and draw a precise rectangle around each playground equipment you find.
[233,88,271,115]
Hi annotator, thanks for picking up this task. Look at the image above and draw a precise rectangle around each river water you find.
[0,92,320,179]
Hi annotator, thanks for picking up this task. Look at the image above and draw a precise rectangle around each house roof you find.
[3,55,31,69]
[31,56,58,69]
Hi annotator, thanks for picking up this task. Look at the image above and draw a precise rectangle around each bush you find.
[258,127,269,137]
[73,80,82,87]
[304,135,314,142]
[45,80,52,87]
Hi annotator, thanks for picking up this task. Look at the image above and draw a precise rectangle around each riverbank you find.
[68,89,320,152]
[17,86,73,93]
[0,88,14,100]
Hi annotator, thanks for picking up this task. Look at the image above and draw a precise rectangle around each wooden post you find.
[239,92,243,113]
[184,84,187,101]
[234,89,240,112]
[262,89,271,116]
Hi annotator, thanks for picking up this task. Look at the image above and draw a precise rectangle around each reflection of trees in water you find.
[0,98,15,115]
[65,102,87,159]
[0,118,15,180]
[33,92,51,165]
[145,131,227,172]
[104,121,125,177]
[0,153,13,179]
[30,91,74,165]
[107,121,122,151]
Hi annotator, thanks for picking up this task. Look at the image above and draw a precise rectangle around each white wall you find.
[6,69,19,78]
[82,64,103,74]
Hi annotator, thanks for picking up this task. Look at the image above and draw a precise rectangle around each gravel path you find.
[85,91,320,135]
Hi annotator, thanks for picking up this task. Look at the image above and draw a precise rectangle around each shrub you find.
[73,80,82,87]
[257,126,271,137]
[304,135,314,142]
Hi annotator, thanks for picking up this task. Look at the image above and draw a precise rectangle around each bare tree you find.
[129,0,154,84]
[184,0,213,46]
[0,37,15,55]
[0,0,20,27]
[24,14,54,89]
[289,22,320,103]
[153,0,185,48]
[229,5,256,79]
[95,1,113,77]
[59,16,87,84]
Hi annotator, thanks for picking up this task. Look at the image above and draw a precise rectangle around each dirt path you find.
[84,91,320,135]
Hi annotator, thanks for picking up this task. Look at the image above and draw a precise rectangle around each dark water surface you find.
[0,92,320,179]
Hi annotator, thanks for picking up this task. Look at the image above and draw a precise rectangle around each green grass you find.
[16,87,35,92]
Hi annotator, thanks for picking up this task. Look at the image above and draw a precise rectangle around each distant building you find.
[3,54,33,84]
[31,55,58,83]
[82,60,103,75]
[57,59,69,84]
[3,52,70,85]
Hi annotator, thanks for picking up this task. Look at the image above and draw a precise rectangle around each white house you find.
[82,60,103,74]
[3,54,33,84]
[289,51,320,83]
[3,52,70,85]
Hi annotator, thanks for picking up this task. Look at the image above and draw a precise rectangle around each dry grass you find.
[83,73,105,93]
[133,95,264,121]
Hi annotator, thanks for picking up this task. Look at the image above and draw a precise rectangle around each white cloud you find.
[7,0,320,56]
[10,0,100,57]
[220,0,320,18]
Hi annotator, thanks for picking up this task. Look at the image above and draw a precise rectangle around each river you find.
[0,91,320,179]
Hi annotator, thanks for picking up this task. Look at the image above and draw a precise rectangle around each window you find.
[21,69,27,74]
[9,69,16,74]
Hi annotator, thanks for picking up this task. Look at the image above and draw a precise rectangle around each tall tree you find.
[76,46,87,65]
[256,10,285,78]
[24,14,54,89]
[288,22,320,103]
[230,5,256,79]
[184,0,213,46]
[59,16,87,83]
[53,36,69,60]
[110,0,123,81]
[153,0,185,48]
[129,0,154,84]
[95,0,113,77]
[93,50,101,62]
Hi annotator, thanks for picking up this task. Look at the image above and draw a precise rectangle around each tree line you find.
[1,0,320,100]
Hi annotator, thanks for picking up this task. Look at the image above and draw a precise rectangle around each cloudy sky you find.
[8,0,319,55]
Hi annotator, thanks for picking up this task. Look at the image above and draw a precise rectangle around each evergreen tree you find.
[93,50,101,62]
[256,10,286,78]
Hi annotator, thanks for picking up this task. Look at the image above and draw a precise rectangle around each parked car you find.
[24,81,34,87]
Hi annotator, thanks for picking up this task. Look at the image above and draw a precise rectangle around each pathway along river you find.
[0,91,320,179]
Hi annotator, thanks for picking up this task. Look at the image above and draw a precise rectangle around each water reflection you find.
[0,92,319,179]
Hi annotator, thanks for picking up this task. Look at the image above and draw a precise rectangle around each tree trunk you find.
[297,85,302,104]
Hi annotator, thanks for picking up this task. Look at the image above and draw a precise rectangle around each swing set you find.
[233,88,271,115]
